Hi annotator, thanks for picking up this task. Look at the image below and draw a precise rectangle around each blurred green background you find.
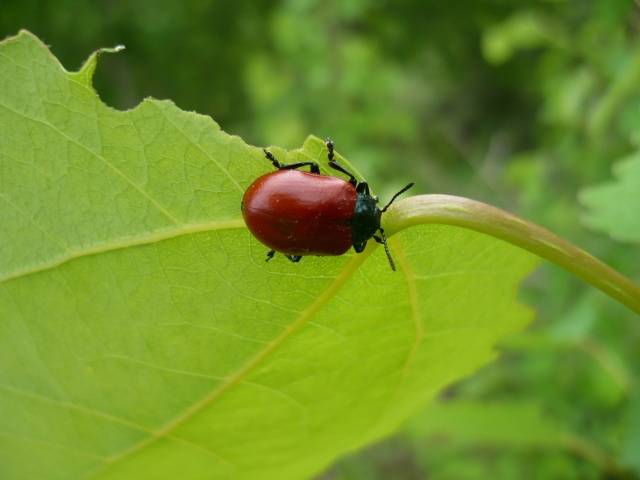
[2,1,639,478]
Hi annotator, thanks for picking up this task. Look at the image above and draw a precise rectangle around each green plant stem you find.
[383,194,640,315]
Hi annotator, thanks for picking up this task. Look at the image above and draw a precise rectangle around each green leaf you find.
[580,150,640,243]
[0,31,538,480]
[481,11,562,65]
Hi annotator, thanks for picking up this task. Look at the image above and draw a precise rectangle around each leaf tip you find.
[73,43,126,87]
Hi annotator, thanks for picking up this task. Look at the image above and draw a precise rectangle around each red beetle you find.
[241,140,413,270]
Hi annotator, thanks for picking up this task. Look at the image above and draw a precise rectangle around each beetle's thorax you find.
[351,193,381,252]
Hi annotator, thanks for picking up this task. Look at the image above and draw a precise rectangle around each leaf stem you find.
[383,195,640,315]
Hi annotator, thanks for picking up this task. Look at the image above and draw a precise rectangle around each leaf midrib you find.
[0,219,246,284]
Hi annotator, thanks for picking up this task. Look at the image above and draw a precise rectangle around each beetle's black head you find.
[351,182,415,271]
[351,193,381,253]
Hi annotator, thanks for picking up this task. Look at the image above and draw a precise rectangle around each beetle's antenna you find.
[381,183,414,212]
[378,229,396,271]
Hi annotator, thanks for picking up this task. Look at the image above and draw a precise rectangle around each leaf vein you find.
[0,101,182,225]
[87,249,372,478]
[152,103,244,193]
[0,219,246,284]
[0,383,150,433]
[0,430,107,460]
[392,238,423,387]
[0,383,234,472]
[0,190,69,251]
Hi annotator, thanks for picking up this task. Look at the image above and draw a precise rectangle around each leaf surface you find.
[0,31,538,480]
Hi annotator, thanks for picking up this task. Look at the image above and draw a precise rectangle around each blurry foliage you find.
[581,150,640,243]
[2,0,639,478]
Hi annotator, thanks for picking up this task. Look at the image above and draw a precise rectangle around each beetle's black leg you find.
[266,251,302,263]
[356,182,370,195]
[279,162,320,174]
[326,139,357,186]
[264,149,281,169]
[373,229,396,271]
[263,149,320,173]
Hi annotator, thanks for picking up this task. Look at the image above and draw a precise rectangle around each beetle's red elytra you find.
[242,170,356,256]
[241,140,413,270]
